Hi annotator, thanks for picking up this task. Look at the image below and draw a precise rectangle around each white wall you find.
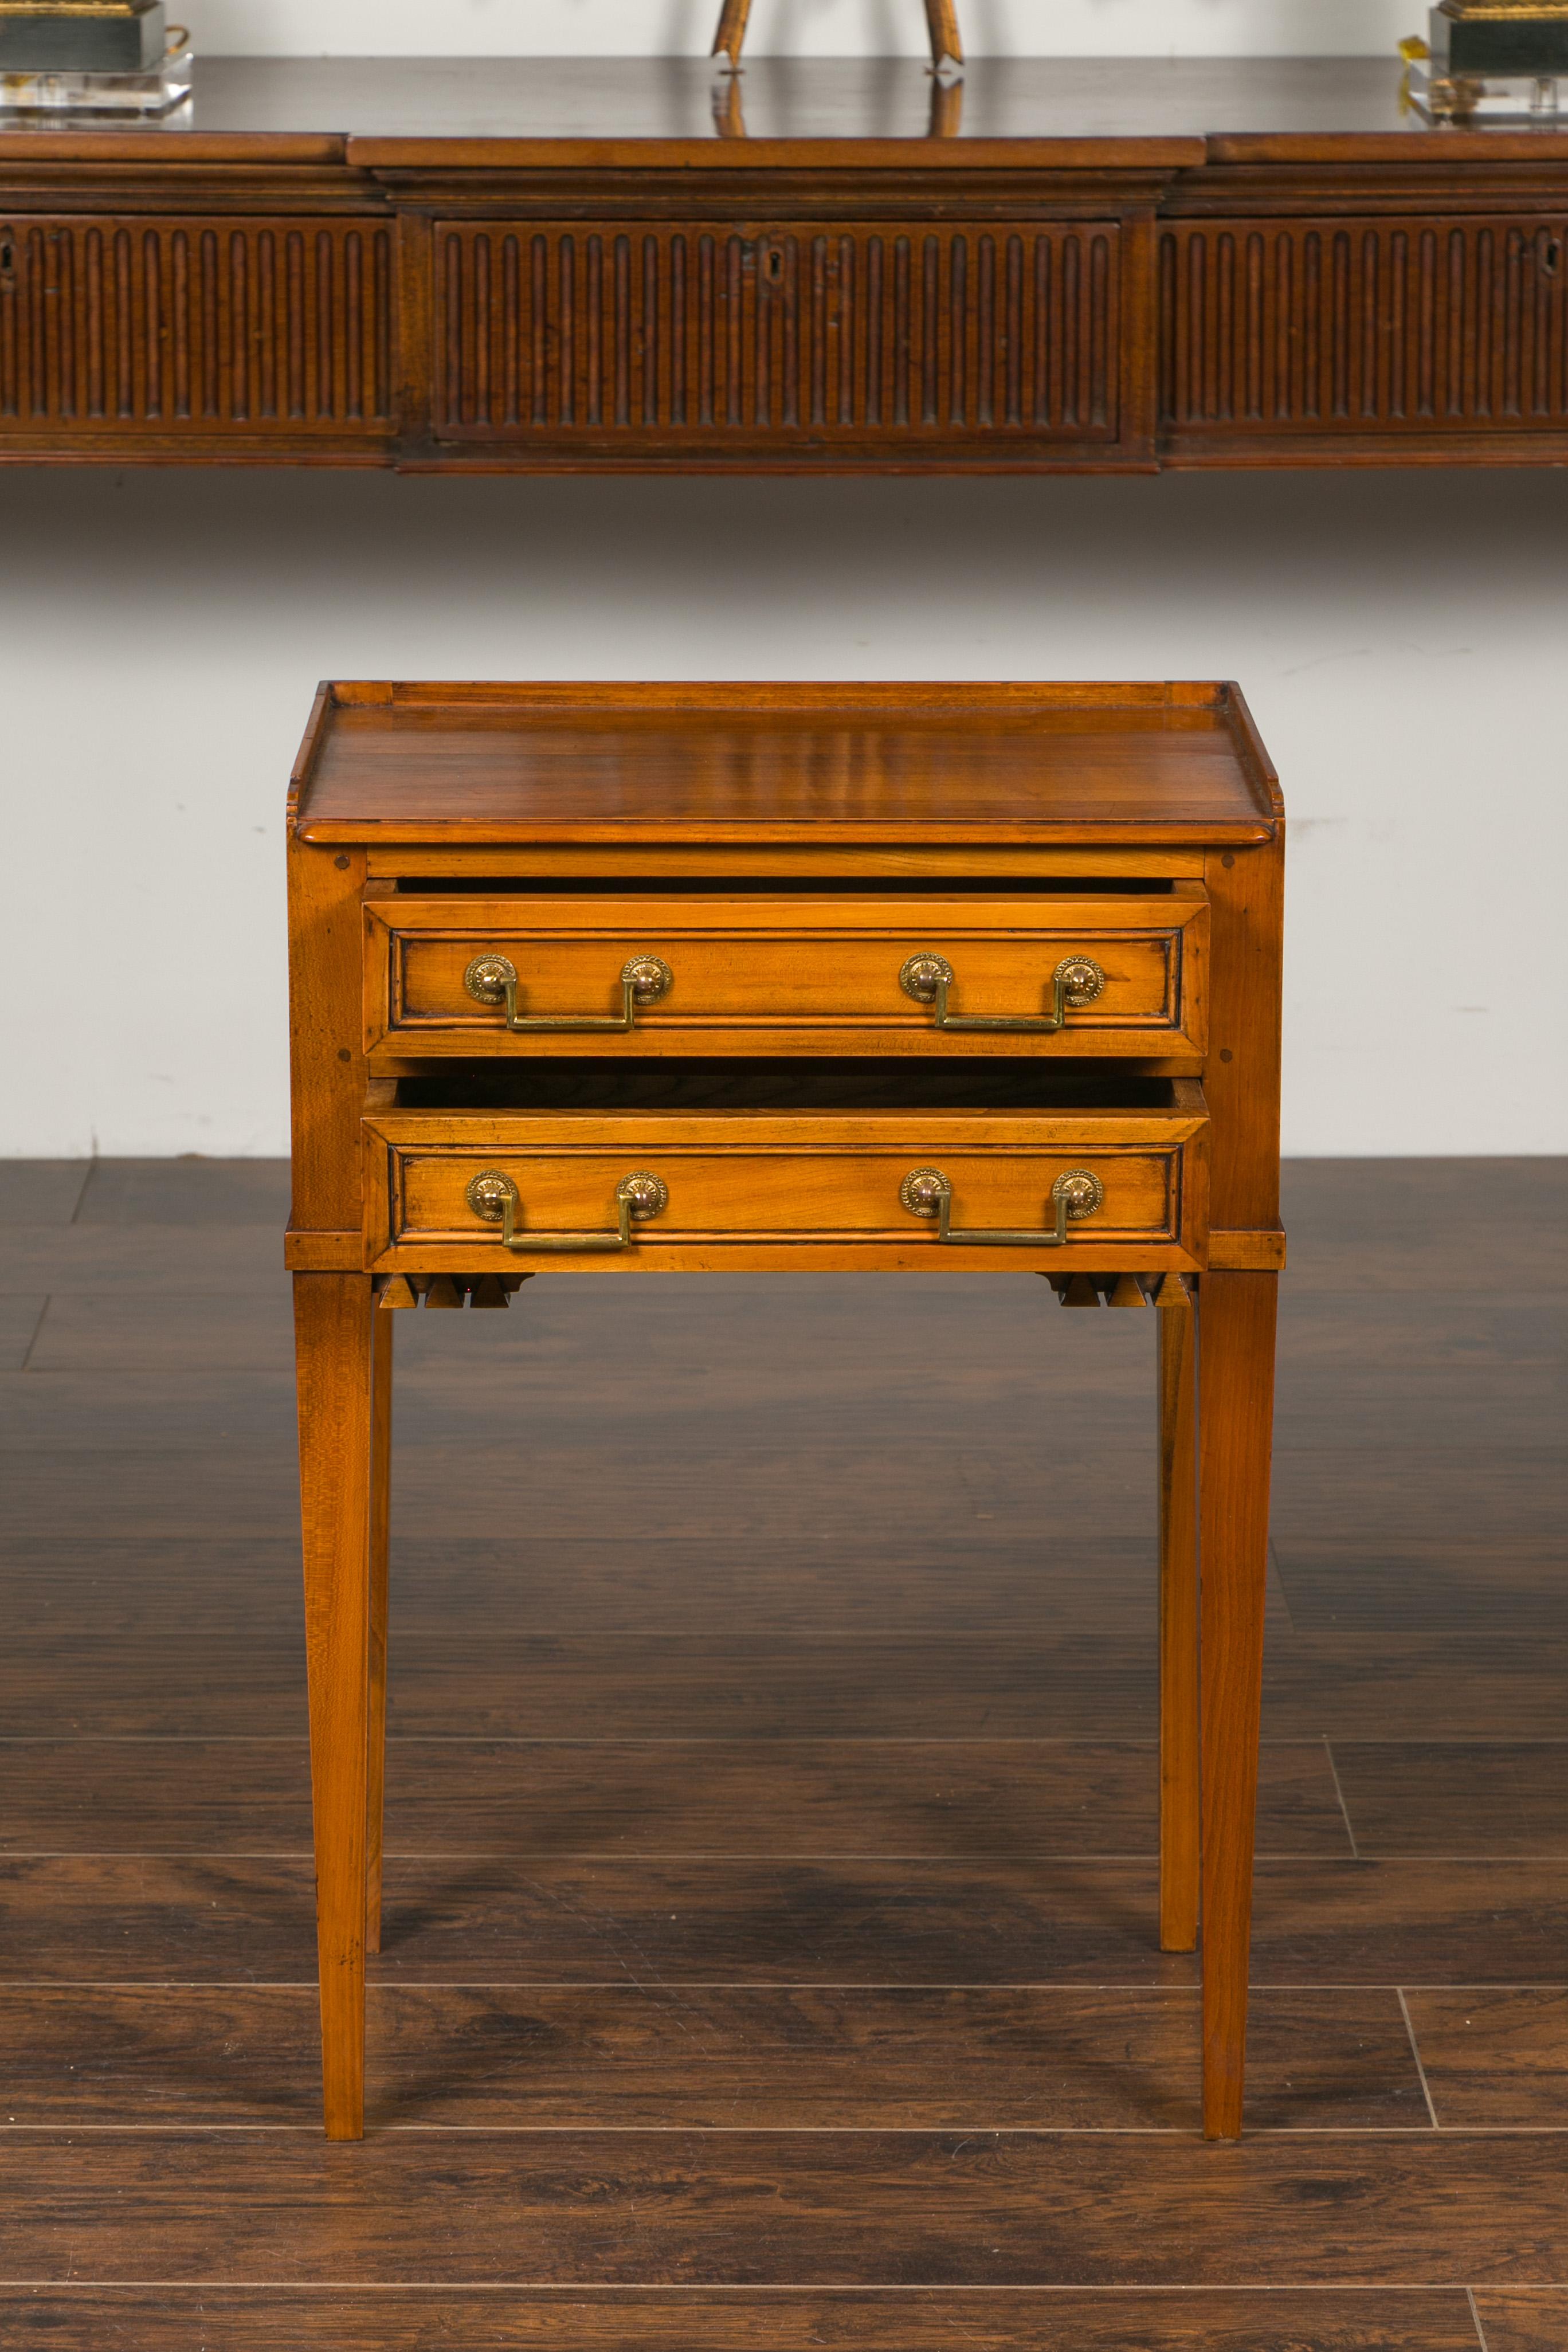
[3,466,1564,1159]
[179,1,1416,61]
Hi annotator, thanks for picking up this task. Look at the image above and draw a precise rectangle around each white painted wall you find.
[3,467,1563,1158]
[1,1,1563,1159]
[179,1,1416,62]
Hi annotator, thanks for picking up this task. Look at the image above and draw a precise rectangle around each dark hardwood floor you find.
[1,1156,1563,2349]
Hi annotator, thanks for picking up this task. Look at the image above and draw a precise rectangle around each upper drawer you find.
[1161,215,1568,440]
[0,217,394,445]
[364,891,1208,1060]
[432,219,1124,456]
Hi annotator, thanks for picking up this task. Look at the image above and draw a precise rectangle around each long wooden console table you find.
[2,56,1565,471]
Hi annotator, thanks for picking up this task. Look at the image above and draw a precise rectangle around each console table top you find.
[291,680,1280,846]
[6,54,1568,164]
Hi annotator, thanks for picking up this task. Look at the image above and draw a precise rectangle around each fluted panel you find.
[0,217,394,436]
[1161,215,1568,434]
[434,219,1122,446]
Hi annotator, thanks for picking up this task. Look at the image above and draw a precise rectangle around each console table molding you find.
[4,56,1565,472]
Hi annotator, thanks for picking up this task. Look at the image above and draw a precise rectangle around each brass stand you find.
[712,0,964,79]
[712,53,963,137]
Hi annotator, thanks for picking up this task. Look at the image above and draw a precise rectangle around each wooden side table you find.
[286,680,1284,2142]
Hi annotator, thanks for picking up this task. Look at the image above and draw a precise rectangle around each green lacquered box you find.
[0,2,168,72]
[1430,1,1568,75]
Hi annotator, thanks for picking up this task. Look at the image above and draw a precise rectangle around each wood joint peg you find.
[423,1275,465,1309]
[469,1275,511,1310]
[375,1275,420,1310]
[1107,1273,1150,1309]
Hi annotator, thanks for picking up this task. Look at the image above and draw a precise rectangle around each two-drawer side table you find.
[285,680,1284,2141]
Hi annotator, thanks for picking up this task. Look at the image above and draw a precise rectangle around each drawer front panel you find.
[365,1108,1209,1273]
[1161,215,1568,438]
[366,895,1206,1059]
[0,217,395,442]
[433,219,1123,453]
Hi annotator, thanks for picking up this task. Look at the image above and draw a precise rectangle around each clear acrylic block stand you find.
[0,44,192,116]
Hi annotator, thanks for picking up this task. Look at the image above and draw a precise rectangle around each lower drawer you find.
[363,1068,1208,1274]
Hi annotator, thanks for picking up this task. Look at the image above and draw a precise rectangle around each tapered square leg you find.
[1158,1292,1200,1955]
[1197,1271,1279,2141]
[366,1304,394,1955]
[294,1271,375,2142]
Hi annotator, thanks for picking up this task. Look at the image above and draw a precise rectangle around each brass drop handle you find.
[900,1166,1106,1248]
[465,1169,669,1253]
[900,952,1106,1034]
[464,953,673,1033]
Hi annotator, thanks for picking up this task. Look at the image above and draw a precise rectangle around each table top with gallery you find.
[2,54,1565,472]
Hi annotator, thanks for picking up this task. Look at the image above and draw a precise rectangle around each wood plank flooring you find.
[1,1155,1563,2347]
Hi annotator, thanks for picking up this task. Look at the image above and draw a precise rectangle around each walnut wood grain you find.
[1403,1988,1568,2129]
[1,2132,1563,2284]
[1327,1743,1568,1856]
[0,1738,1350,1859]
[1472,2298,1568,2352]
[6,1851,1568,1985]
[0,2288,1493,2352]
[0,2295,1495,2352]
[0,1983,1422,2131]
